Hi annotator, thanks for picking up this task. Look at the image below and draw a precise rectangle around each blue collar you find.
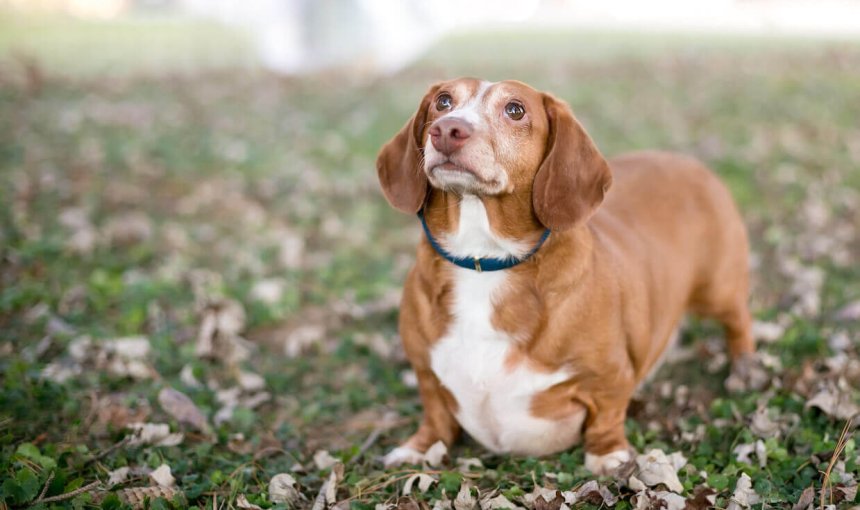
[418,210,551,272]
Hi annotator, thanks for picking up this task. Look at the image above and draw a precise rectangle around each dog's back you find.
[593,150,753,373]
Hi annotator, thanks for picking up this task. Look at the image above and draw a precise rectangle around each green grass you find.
[1,12,859,510]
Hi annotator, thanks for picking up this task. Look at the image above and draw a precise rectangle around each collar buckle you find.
[474,258,482,272]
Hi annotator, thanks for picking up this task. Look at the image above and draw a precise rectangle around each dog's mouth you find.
[431,161,484,182]
[426,157,507,195]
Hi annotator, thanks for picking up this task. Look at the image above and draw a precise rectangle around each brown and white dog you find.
[376,78,754,474]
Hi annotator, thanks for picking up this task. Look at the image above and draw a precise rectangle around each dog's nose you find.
[429,117,473,155]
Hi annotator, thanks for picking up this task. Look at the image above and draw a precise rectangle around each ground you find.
[1,13,860,510]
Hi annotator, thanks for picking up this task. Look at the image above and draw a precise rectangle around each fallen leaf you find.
[685,486,717,510]
[179,364,202,388]
[726,353,770,392]
[532,492,564,510]
[314,449,339,470]
[249,278,286,305]
[567,481,617,507]
[236,494,263,509]
[454,482,478,510]
[238,370,266,392]
[733,440,767,468]
[269,473,301,505]
[749,407,781,437]
[726,473,760,510]
[630,449,686,493]
[633,490,685,510]
[402,473,436,495]
[158,387,211,434]
[432,497,453,510]
[117,486,182,509]
[457,457,484,473]
[149,464,175,488]
[480,493,518,510]
[752,320,785,343]
[108,466,130,486]
[792,486,814,510]
[806,384,860,420]
[126,422,184,447]
[834,300,860,321]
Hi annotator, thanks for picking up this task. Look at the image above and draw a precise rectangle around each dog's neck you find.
[422,189,548,260]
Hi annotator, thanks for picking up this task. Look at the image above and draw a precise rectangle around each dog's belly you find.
[430,332,584,455]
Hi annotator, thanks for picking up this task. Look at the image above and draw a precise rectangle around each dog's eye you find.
[436,94,453,111]
[505,102,525,120]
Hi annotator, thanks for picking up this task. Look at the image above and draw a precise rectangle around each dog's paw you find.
[382,446,425,467]
[585,449,632,476]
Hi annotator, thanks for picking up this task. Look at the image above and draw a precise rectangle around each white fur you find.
[585,450,632,475]
[444,80,494,126]
[427,198,585,456]
[440,195,530,259]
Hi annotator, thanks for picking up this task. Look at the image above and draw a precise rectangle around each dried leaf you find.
[269,473,301,505]
[403,473,436,495]
[806,385,860,420]
[792,486,815,510]
[457,457,484,473]
[126,422,183,447]
[749,407,781,437]
[237,494,263,509]
[532,492,564,510]
[454,482,478,510]
[733,440,767,468]
[726,353,770,392]
[752,320,785,343]
[117,486,182,509]
[250,278,286,304]
[238,370,266,392]
[480,493,518,510]
[158,387,211,434]
[313,449,339,470]
[149,464,175,488]
[179,364,202,388]
[108,466,130,486]
[630,449,686,493]
[633,490,685,510]
[726,473,760,510]
[570,481,617,507]
[685,486,717,510]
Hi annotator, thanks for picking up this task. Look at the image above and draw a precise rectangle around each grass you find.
[1,12,860,510]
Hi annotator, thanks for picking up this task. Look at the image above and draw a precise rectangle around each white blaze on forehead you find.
[445,80,495,126]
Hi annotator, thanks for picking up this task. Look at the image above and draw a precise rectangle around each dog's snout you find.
[430,117,473,155]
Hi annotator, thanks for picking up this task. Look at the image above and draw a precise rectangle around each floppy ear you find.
[376,84,440,213]
[533,94,612,230]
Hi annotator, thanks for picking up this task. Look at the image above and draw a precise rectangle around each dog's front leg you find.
[383,366,460,467]
[581,394,634,475]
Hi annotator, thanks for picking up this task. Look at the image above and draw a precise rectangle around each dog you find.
[375,78,754,474]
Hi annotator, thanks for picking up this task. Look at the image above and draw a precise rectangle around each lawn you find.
[1,13,860,510]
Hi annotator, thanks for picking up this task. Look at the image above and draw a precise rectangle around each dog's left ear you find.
[533,94,612,230]
[376,84,440,214]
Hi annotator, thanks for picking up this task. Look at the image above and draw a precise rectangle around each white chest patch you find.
[429,197,585,456]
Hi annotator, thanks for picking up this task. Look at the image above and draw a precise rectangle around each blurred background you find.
[2,1,860,507]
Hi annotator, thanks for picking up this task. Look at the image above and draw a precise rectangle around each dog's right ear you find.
[376,84,440,214]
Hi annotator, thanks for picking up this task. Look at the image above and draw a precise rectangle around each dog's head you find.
[376,78,612,230]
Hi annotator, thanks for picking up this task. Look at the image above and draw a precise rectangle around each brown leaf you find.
[532,492,564,510]
[791,486,814,510]
[158,387,211,434]
[117,486,183,509]
[685,486,717,510]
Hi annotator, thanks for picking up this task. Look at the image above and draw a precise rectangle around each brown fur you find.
[376,79,753,464]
